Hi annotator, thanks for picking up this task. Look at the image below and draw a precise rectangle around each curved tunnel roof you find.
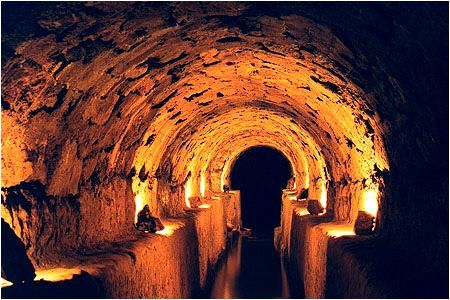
[1,3,447,265]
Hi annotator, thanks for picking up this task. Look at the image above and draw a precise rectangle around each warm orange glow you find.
[156,226,175,237]
[284,189,297,201]
[320,180,327,209]
[210,236,242,298]
[285,189,296,195]
[320,223,355,237]
[295,207,310,216]
[134,194,145,224]
[362,188,378,217]
[326,228,355,237]
[200,172,206,197]
[35,267,82,282]
[303,156,310,189]
[185,177,192,208]
[1,277,13,288]
[155,220,184,237]
[220,166,228,192]
[0,10,400,300]
[292,175,297,190]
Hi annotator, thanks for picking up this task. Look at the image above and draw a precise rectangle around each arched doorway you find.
[230,146,292,236]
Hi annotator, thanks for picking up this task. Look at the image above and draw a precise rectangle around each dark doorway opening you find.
[230,146,292,236]
[204,147,301,299]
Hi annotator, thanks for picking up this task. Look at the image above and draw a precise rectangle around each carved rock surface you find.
[354,210,375,235]
[1,2,447,298]
[307,199,325,215]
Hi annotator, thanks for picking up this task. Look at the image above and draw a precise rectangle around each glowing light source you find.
[156,227,175,237]
[134,194,145,224]
[35,267,82,282]
[303,156,310,189]
[320,180,327,209]
[362,188,378,217]
[1,277,13,288]
[295,207,309,216]
[185,178,192,208]
[326,229,355,237]
[284,189,297,200]
[320,223,355,237]
[156,221,184,237]
[200,172,206,197]
[198,203,211,208]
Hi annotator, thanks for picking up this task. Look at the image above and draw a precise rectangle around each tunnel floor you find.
[206,233,304,299]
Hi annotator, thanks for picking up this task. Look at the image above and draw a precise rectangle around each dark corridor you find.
[230,146,292,236]
[1,2,447,299]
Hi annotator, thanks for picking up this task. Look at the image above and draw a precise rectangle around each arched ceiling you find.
[2,2,391,225]
[2,3,448,279]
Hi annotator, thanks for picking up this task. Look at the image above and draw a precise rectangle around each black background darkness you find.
[230,146,292,236]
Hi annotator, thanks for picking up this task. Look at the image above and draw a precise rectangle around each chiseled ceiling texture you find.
[1,2,447,269]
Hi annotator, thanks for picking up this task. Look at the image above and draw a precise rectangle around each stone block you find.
[307,199,324,215]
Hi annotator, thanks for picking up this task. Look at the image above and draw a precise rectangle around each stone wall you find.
[1,2,447,298]
[2,200,227,298]
[217,191,241,230]
[284,205,447,298]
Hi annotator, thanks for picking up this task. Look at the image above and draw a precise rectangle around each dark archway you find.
[230,146,292,236]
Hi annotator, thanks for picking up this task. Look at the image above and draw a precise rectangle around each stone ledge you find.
[2,202,226,298]
[286,208,444,298]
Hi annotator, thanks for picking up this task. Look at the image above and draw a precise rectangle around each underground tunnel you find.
[230,146,292,235]
[1,2,448,299]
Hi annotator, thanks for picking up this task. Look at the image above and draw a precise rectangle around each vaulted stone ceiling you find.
[1,2,447,275]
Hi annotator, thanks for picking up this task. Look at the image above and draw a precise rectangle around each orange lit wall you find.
[0,1,420,274]
[1,2,448,298]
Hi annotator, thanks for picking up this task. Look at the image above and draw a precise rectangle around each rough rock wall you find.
[219,191,241,229]
[88,199,225,298]
[192,198,227,288]
[96,205,226,298]
[287,207,447,298]
[2,200,227,298]
[278,190,306,257]
[1,177,135,267]
[289,214,332,298]
[1,2,448,297]
[90,222,200,298]
[2,2,391,247]
[295,3,448,259]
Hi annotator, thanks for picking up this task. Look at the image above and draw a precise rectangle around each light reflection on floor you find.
[209,234,297,299]
[210,235,242,299]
